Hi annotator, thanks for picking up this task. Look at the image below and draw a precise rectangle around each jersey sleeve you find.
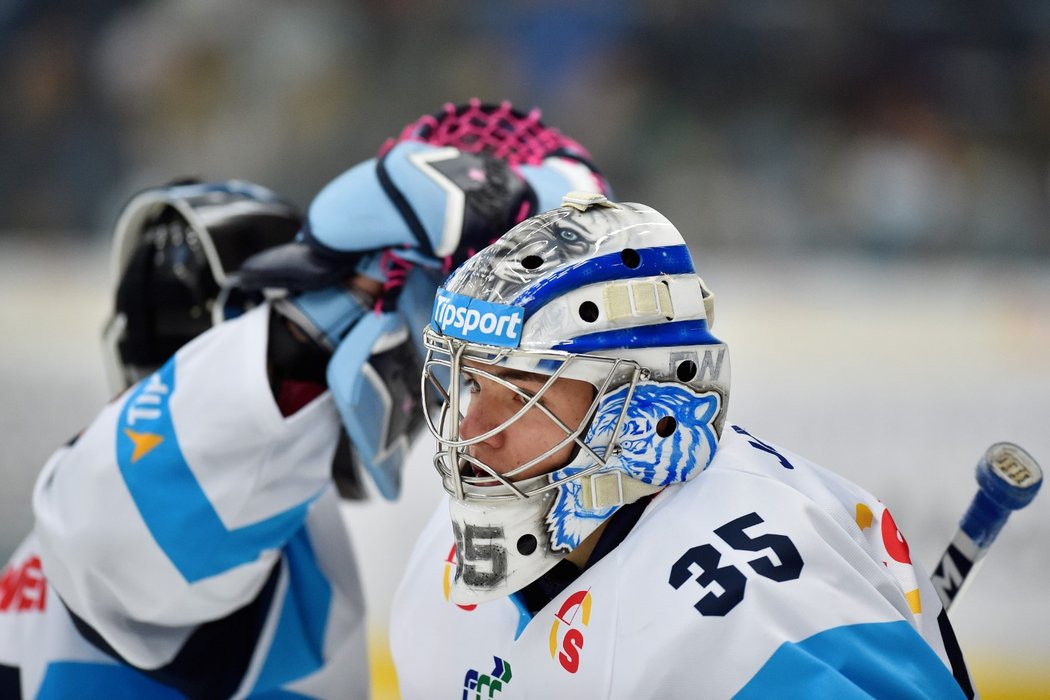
[32,303,342,670]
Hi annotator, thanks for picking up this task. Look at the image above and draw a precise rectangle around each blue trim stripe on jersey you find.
[552,319,719,353]
[508,591,533,641]
[511,244,695,314]
[251,528,332,695]
[117,361,318,583]
[734,620,966,699]
[37,662,183,699]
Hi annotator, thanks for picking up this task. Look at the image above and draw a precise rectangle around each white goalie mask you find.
[421,193,730,605]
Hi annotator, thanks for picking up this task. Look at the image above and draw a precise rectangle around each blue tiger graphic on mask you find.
[544,382,721,550]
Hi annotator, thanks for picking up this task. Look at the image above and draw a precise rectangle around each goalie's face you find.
[459,362,594,482]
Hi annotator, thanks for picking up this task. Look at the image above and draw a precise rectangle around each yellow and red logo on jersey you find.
[549,588,592,674]
[856,501,922,614]
[442,543,477,611]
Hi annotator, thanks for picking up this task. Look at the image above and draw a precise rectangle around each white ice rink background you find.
[2,238,1047,697]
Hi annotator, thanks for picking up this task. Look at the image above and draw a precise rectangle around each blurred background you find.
[2,1,1049,698]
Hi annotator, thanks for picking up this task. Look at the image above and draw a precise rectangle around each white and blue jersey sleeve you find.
[4,303,368,699]
[391,427,974,699]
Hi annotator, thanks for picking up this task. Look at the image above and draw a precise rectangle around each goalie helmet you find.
[101,180,301,393]
[236,99,612,502]
[422,193,729,604]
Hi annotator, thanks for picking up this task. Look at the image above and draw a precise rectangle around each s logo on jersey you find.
[442,543,477,611]
[548,589,592,674]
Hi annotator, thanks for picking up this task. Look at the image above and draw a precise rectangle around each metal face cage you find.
[421,325,644,503]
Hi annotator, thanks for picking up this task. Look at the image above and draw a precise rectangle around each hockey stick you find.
[931,442,1043,611]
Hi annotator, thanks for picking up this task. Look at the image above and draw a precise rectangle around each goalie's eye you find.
[513,388,535,406]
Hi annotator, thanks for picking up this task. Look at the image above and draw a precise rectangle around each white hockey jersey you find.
[390,426,974,699]
[0,304,369,699]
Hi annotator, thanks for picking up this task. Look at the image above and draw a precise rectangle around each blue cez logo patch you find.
[431,288,524,348]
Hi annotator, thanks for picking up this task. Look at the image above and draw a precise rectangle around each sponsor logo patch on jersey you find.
[463,656,512,699]
[431,288,524,348]
[0,554,47,612]
[856,501,923,614]
[549,589,592,674]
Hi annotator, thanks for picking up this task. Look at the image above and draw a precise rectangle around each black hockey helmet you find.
[101,180,302,392]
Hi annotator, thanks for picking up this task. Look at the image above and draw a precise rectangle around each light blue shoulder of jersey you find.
[116,361,319,583]
[735,620,965,699]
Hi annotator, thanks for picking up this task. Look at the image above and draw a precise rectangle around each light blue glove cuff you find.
[278,287,370,350]
[327,311,418,500]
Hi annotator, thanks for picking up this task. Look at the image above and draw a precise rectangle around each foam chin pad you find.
[236,239,358,291]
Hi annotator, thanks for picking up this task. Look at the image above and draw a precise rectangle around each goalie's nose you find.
[458,391,505,449]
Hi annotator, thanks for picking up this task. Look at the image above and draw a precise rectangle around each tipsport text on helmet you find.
[431,289,524,348]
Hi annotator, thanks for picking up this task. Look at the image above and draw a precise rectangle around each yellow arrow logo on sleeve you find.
[123,429,164,463]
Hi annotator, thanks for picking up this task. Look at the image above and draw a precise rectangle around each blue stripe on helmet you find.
[512,244,695,316]
[552,319,719,352]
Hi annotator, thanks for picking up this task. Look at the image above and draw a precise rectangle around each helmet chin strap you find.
[576,470,663,511]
